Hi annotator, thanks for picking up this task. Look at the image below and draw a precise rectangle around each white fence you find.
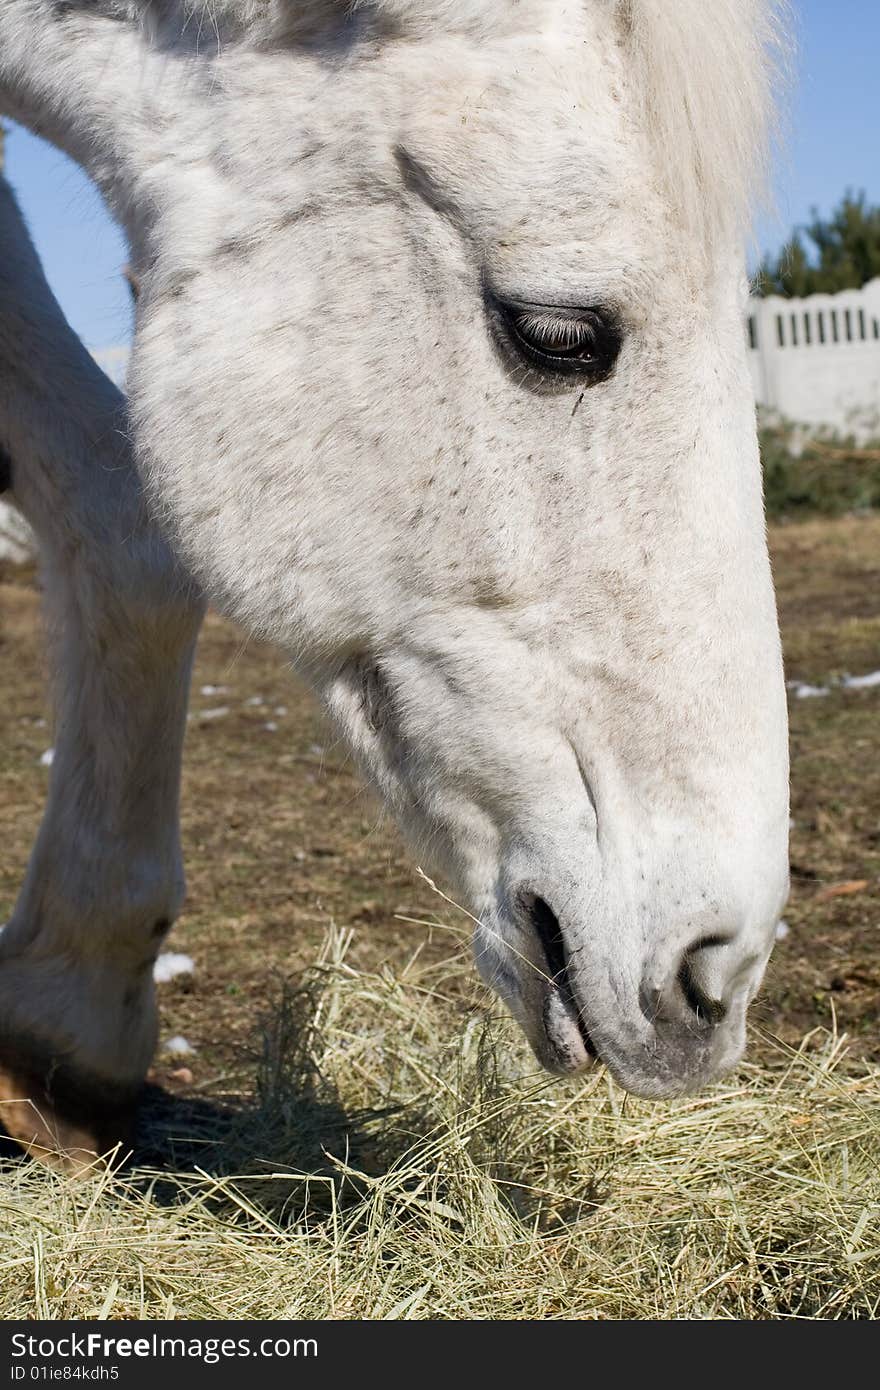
[748,277,880,439]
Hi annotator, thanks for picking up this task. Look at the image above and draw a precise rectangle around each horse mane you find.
[73,0,790,248]
[620,0,790,249]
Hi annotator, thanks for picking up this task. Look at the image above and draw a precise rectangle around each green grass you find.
[762,422,880,519]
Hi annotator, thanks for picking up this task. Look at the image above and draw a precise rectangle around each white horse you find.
[0,0,790,1167]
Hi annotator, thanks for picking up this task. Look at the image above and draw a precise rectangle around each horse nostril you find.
[516,891,567,983]
[677,934,733,1026]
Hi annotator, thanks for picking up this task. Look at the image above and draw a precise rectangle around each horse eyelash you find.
[514,311,597,350]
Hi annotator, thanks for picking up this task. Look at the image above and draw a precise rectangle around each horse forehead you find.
[390,4,623,107]
[397,52,632,206]
[208,29,640,264]
[383,13,630,174]
[223,7,630,185]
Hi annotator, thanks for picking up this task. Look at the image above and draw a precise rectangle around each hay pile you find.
[1,927,878,1319]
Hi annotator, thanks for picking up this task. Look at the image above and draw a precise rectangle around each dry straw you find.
[1,924,878,1319]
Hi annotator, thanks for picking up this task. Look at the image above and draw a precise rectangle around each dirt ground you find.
[1,514,878,1103]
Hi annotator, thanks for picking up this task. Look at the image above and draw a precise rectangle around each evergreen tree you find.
[754,191,880,296]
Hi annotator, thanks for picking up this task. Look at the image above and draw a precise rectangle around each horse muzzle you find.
[474,885,778,1096]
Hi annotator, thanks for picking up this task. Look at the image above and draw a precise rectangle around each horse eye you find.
[490,297,622,381]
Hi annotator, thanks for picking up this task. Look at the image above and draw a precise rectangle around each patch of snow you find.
[198,706,230,721]
[153,952,195,984]
[245,695,266,707]
[842,670,880,690]
[775,920,790,941]
[0,500,34,563]
[162,1035,196,1057]
[200,684,231,697]
[273,705,288,717]
[263,721,278,732]
[309,743,324,756]
[792,684,830,700]
[786,669,880,700]
[38,748,54,767]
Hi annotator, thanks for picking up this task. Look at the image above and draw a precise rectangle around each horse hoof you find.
[0,1060,135,1175]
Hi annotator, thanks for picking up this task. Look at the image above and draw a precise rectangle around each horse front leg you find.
[0,177,204,1169]
[0,554,202,1171]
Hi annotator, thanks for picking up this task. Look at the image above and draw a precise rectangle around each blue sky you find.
[4,0,877,350]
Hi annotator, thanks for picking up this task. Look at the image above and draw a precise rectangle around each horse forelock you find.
[619,0,791,250]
